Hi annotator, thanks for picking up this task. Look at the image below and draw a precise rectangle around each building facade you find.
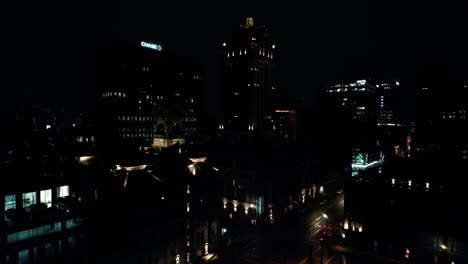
[219,17,277,143]
[96,41,207,159]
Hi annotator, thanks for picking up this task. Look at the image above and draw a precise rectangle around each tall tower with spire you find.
[219,17,277,143]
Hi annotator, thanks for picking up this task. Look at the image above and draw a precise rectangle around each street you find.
[214,192,409,264]
[215,193,347,264]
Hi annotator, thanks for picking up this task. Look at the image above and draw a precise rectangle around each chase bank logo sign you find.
[141,41,162,51]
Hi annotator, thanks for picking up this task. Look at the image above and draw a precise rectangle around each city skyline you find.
[2,2,468,264]
[3,1,468,114]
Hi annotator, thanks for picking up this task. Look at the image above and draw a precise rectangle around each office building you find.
[272,109,296,144]
[219,17,277,143]
[325,79,380,175]
[96,41,206,158]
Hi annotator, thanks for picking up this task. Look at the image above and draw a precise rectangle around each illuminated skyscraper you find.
[219,17,277,143]
[376,81,400,126]
[325,79,380,174]
[96,41,206,159]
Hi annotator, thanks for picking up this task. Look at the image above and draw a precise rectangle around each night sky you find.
[3,0,467,115]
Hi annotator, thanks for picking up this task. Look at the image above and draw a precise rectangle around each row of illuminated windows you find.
[76,136,95,143]
[331,82,368,89]
[226,48,274,58]
[442,115,466,120]
[7,222,61,244]
[103,92,126,98]
[327,87,368,93]
[121,133,152,138]
[118,116,152,121]
[4,186,69,213]
[6,219,82,245]
[185,117,198,122]
[120,127,151,132]
[442,110,467,115]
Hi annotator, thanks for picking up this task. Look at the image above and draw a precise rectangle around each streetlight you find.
[222,228,227,245]
[322,213,329,227]
[440,244,448,264]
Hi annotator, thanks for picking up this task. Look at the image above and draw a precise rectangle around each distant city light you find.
[408,180,412,187]
[392,178,395,185]
[115,164,147,171]
[79,156,95,165]
[272,44,276,49]
[357,80,367,85]
[396,81,400,86]
[426,182,430,189]
[275,110,290,113]
[141,41,162,51]
[352,160,379,169]
[441,244,447,250]
[222,42,226,47]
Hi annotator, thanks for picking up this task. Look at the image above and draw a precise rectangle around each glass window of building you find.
[22,192,36,208]
[5,194,16,212]
[40,189,52,208]
[57,185,69,198]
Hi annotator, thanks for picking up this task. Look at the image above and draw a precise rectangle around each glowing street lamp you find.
[322,213,329,226]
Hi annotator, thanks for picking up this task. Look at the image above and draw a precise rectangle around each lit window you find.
[22,192,36,208]
[5,194,16,212]
[40,189,52,208]
[57,186,69,198]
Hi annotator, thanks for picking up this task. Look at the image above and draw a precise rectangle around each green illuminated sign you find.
[355,153,368,164]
